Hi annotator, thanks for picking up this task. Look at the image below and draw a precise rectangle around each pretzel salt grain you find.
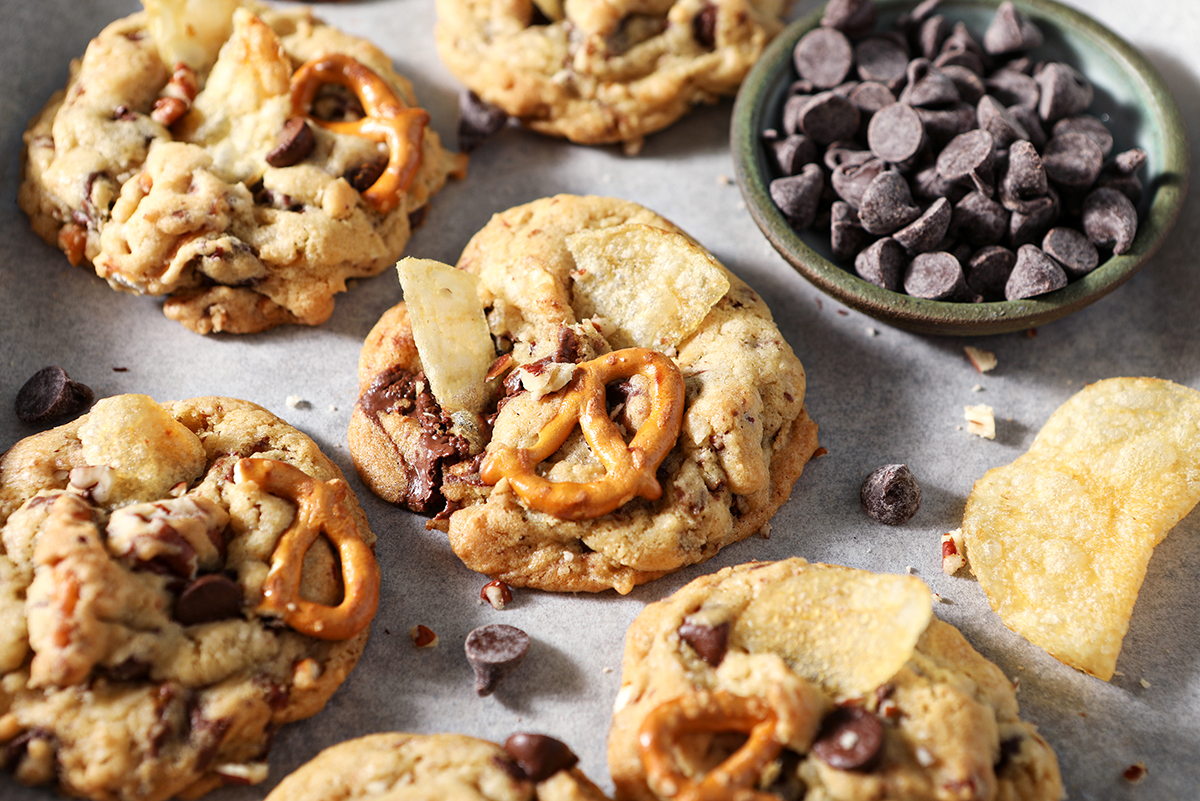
[637,691,788,801]
[289,53,428,214]
[480,348,684,520]
[235,458,379,640]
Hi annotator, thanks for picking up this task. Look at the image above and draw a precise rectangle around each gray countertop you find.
[2,1,1199,799]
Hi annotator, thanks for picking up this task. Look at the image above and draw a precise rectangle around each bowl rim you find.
[732,0,1191,336]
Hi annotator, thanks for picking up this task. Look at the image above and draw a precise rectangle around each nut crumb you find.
[602,666,613,674]
[480,580,513,610]
[717,173,733,185]
[1114,670,1125,677]
[866,327,878,336]
[905,565,915,574]
[410,624,438,648]
[1123,762,1147,783]
[759,522,772,539]
[964,404,996,439]
[971,384,984,392]
[941,529,967,574]
[1139,678,1151,689]
[964,346,997,372]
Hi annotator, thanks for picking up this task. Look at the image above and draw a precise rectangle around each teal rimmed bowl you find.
[732,0,1189,336]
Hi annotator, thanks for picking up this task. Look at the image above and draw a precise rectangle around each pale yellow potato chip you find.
[143,0,242,73]
[733,562,933,698]
[567,223,730,351]
[396,258,495,415]
[963,377,1200,680]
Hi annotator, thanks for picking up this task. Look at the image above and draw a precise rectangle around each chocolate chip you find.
[831,201,873,259]
[692,3,718,50]
[1006,244,1068,299]
[1096,148,1147,203]
[465,623,530,696]
[459,90,509,153]
[812,707,884,771]
[678,619,729,666]
[1043,226,1099,278]
[855,238,906,291]
[15,366,94,425]
[831,156,885,208]
[904,251,976,301]
[1008,188,1059,248]
[345,158,387,193]
[265,117,315,168]
[984,69,1040,109]
[1034,62,1093,123]
[936,129,994,192]
[503,733,579,782]
[793,27,854,90]
[1082,186,1138,254]
[952,190,1010,246]
[1000,140,1049,212]
[983,1,1043,56]
[1042,132,1104,189]
[860,464,922,525]
[770,164,824,229]
[796,91,861,144]
[940,64,986,106]
[1006,104,1047,150]
[847,81,897,120]
[821,0,878,38]
[898,59,960,108]
[966,245,1017,300]
[867,102,924,164]
[913,102,976,147]
[1053,114,1113,156]
[855,36,909,90]
[766,132,818,175]
[858,170,921,235]
[916,15,950,61]
[174,575,243,626]
[934,22,986,75]
[976,95,1029,150]
[893,197,951,254]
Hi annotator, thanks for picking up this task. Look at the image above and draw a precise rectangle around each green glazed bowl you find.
[732,0,1189,336]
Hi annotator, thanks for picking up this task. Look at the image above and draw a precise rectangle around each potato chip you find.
[962,377,1200,680]
[395,258,495,415]
[143,0,242,73]
[567,223,730,351]
[734,562,932,698]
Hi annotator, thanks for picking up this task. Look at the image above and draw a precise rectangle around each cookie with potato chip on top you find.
[0,394,380,801]
[349,194,820,594]
[607,558,1064,801]
[19,0,466,334]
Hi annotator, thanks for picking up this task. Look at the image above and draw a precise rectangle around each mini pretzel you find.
[638,691,786,801]
[235,458,380,640]
[290,53,428,214]
[480,348,684,520]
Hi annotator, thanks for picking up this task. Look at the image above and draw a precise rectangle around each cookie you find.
[264,731,611,801]
[349,195,819,594]
[0,394,380,801]
[19,0,466,334]
[434,0,793,152]
[607,559,1064,801]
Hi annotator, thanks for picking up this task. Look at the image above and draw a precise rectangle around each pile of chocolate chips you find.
[763,0,1145,302]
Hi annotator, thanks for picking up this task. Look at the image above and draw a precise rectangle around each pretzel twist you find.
[480,348,684,520]
[235,458,379,640]
[638,691,788,801]
[290,53,428,213]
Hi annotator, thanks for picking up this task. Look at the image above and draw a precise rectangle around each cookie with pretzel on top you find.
[607,558,1064,801]
[19,0,466,334]
[0,394,380,801]
[348,194,820,594]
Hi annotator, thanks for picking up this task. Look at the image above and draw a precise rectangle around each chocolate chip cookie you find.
[264,731,611,801]
[0,394,380,801]
[607,559,1064,801]
[19,1,466,334]
[349,195,820,594]
[434,0,793,152]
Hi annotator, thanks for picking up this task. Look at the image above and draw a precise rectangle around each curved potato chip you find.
[734,562,932,698]
[963,377,1200,680]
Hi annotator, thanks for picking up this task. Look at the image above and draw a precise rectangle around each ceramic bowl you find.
[732,0,1188,336]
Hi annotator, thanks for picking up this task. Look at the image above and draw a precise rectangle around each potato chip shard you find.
[733,562,933,699]
[395,258,495,415]
[962,377,1200,680]
[143,0,242,73]
[567,223,730,351]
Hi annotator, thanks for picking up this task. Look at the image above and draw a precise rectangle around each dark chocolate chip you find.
[859,170,921,235]
[916,15,950,61]
[767,133,818,176]
[904,251,976,300]
[984,69,1040,108]
[821,0,878,38]
[812,707,885,771]
[503,733,579,782]
[952,190,1010,246]
[678,619,730,666]
[855,237,907,291]
[1000,140,1049,211]
[934,22,986,76]
[769,164,824,229]
[1005,244,1068,299]
[831,201,873,259]
[983,1,1043,56]
[913,102,977,147]
[831,157,886,208]
[692,3,718,50]
[976,95,1029,150]
[465,623,530,696]
[265,117,315,168]
[345,158,387,193]
[1042,132,1104,190]
[1096,148,1147,203]
[893,197,951,254]
[1082,187,1138,254]
[793,27,855,89]
[781,93,812,136]
[966,245,1017,300]
[936,129,994,192]
[1052,114,1113,156]
[459,91,509,153]
[1006,104,1047,150]
[1043,226,1099,278]
[855,36,909,89]
[860,463,922,525]
[898,59,960,108]
[867,102,925,164]
[847,81,897,119]
[940,64,986,105]
[1034,62,1093,123]
[911,163,965,202]
[1008,188,1059,248]
[15,366,94,425]
[797,91,861,144]
[174,575,243,626]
